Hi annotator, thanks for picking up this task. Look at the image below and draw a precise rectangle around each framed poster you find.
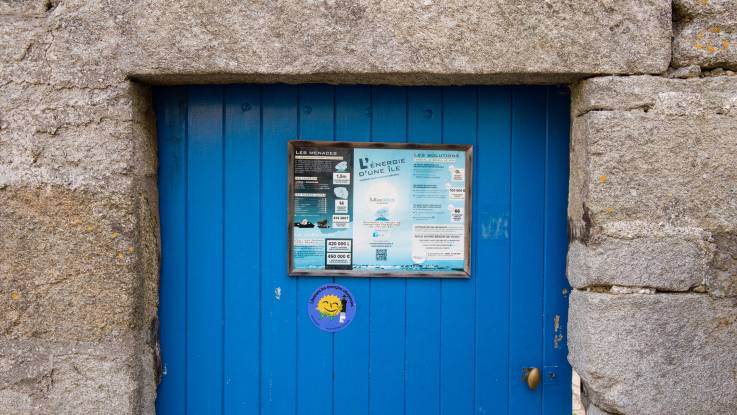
[288,141,472,278]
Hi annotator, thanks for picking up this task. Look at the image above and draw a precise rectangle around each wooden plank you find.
[260,84,299,415]
[333,85,372,415]
[508,87,547,414]
[223,85,261,414]
[155,87,188,414]
[404,86,442,415]
[439,86,477,415]
[474,86,512,415]
[186,85,224,413]
[295,84,335,415]
[368,85,407,415]
[542,86,572,415]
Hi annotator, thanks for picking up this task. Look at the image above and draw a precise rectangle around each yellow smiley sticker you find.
[317,294,342,317]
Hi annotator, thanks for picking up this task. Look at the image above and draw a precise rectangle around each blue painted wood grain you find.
[475,86,512,415]
[186,86,224,413]
[155,85,571,415]
[223,85,261,413]
[542,86,573,415]
[260,85,299,415]
[154,87,187,414]
[508,87,547,414]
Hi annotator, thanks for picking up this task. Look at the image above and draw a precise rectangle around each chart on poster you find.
[288,141,472,277]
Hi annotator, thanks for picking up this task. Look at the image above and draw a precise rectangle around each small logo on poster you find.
[334,187,349,199]
[308,284,356,332]
[448,204,464,222]
[335,161,348,172]
[333,172,351,185]
[335,199,348,213]
[449,165,465,181]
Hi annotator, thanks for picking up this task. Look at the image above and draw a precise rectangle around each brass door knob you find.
[523,367,541,390]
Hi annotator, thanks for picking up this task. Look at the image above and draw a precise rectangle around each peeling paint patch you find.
[480,216,509,240]
[274,287,281,301]
[553,333,564,349]
[553,314,563,349]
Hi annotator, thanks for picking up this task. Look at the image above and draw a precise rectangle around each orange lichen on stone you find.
[707,27,722,33]
[697,32,705,40]
[723,39,730,49]
[10,291,20,301]
[707,46,718,54]
[598,175,608,183]
[694,43,704,49]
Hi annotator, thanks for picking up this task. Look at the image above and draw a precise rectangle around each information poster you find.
[288,141,472,277]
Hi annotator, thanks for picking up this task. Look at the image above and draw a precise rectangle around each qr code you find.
[375,249,387,261]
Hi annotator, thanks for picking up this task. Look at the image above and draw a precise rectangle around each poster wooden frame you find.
[287,140,473,278]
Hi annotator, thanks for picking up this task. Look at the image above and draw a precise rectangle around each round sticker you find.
[308,284,356,332]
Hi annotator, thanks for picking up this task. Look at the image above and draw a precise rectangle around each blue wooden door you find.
[154,85,571,415]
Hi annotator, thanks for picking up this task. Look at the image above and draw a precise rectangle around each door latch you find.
[523,367,541,390]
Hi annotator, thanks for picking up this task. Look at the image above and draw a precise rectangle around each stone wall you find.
[565,1,737,413]
[1,2,160,412]
[1,0,735,414]
[568,76,737,415]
